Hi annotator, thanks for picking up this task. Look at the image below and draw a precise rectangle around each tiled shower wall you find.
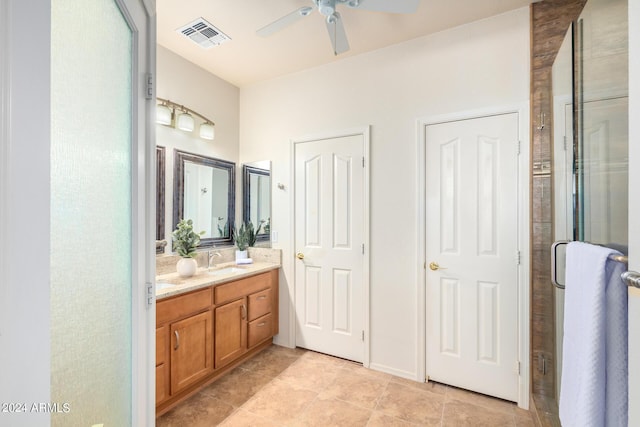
[530,0,586,407]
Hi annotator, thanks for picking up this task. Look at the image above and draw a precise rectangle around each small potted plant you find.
[232,221,261,261]
[172,219,204,278]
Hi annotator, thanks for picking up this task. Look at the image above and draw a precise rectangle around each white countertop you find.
[156,261,280,300]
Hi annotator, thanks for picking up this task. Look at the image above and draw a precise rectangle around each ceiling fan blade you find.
[325,13,350,55]
[344,0,420,14]
[257,6,313,37]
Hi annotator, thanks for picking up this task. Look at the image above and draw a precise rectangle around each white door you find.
[294,132,366,362]
[425,113,520,401]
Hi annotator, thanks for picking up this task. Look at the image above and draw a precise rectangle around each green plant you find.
[172,219,205,258]
[233,221,261,251]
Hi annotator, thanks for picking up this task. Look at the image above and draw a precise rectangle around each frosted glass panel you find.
[51,0,133,426]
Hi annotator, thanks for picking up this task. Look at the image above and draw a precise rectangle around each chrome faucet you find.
[208,249,222,270]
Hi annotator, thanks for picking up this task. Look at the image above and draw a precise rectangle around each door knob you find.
[296,252,305,260]
[429,262,446,271]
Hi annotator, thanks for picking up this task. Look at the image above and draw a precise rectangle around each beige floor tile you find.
[340,361,394,381]
[241,378,318,423]
[375,382,444,426]
[443,400,515,427]
[514,407,536,427]
[277,356,344,391]
[367,411,420,426]
[158,346,526,427]
[295,397,372,426]
[201,367,272,407]
[240,345,304,378]
[445,386,516,415]
[219,409,280,427]
[298,349,351,367]
[156,392,234,427]
[319,372,388,409]
[390,377,448,395]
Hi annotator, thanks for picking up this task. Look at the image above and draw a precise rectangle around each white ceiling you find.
[157,0,536,87]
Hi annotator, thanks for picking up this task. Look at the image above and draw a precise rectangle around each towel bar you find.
[551,240,629,289]
[622,271,640,289]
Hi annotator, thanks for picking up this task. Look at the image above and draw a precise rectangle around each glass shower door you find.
[50,0,154,425]
[573,0,629,251]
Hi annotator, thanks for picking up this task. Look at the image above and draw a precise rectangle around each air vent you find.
[177,18,231,49]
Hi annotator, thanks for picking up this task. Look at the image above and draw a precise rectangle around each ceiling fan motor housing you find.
[317,0,336,16]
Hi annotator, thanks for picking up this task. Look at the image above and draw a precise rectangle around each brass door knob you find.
[296,252,305,260]
[429,262,446,271]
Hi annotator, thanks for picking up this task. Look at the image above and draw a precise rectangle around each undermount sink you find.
[156,282,176,291]
[207,267,246,276]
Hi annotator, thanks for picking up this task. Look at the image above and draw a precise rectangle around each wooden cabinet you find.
[155,326,169,405]
[156,287,213,402]
[156,269,279,416]
[215,298,247,368]
[170,310,213,393]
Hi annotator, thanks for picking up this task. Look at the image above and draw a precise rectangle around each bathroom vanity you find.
[155,263,279,416]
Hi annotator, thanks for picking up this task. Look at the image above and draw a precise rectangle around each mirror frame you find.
[242,164,271,243]
[173,149,236,248]
[156,146,165,254]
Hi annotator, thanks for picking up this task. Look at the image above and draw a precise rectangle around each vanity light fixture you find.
[156,97,216,141]
[176,111,195,132]
[199,122,215,140]
[156,102,173,126]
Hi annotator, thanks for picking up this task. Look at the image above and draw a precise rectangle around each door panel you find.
[425,113,519,401]
[294,133,365,362]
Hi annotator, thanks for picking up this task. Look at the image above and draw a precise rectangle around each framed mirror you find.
[173,149,236,247]
[156,146,165,254]
[242,162,271,244]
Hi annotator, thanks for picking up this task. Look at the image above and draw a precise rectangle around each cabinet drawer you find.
[156,363,169,404]
[214,272,271,304]
[157,288,212,325]
[156,326,167,366]
[248,313,273,348]
[248,288,272,321]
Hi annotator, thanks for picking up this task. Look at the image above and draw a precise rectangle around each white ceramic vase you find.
[176,257,197,278]
[235,250,248,262]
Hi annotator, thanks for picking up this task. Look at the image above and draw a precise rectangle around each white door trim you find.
[416,105,530,409]
[0,0,9,341]
[109,1,156,424]
[289,126,371,367]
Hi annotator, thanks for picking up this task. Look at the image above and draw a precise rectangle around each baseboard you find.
[368,363,418,381]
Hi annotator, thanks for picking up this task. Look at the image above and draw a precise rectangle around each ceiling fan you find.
[257,0,420,55]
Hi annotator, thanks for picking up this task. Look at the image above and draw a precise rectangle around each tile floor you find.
[157,345,536,426]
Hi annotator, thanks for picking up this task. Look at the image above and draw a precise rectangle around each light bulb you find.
[177,112,194,132]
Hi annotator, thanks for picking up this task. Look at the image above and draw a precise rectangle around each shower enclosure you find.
[551,0,628,400]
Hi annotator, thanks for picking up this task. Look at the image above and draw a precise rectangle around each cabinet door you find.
[156,326,169,404]
[156,363,168,405]
[215,298,247,369]
[170,310,213,394]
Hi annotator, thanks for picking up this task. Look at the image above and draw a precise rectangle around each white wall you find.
[239,7,530,378]
[157,46,240,249]
[0,1,52,425]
